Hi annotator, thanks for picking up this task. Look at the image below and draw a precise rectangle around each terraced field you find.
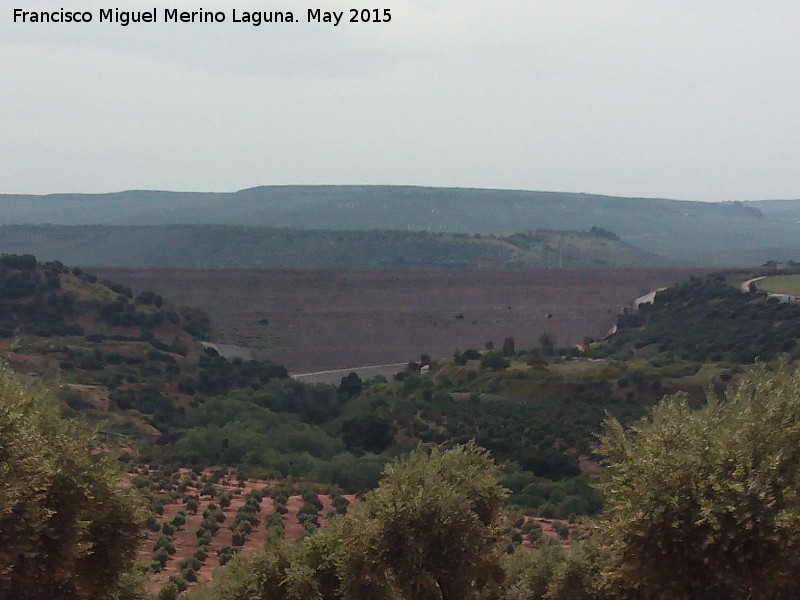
[133,467,576,594]
[132,469,358,592]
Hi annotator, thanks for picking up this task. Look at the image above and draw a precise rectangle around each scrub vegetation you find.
[4,254,800,599]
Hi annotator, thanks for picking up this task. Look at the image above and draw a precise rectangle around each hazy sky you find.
[2,1,799,200]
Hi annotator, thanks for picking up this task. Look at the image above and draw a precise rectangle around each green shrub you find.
[231,530,246,547]
[153,535,175,555]
[553,522,570,540]
[180,556,202,572]
[145,515,161,532]
[151,548,170,567]
[521,521,543,541]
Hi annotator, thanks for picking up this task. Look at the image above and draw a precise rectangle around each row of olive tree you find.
[504,360,800,600]
[189,442,508,600]
[188,362,800,600]
[6,359,800,599]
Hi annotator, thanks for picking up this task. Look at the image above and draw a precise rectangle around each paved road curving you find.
[291,362,409,385]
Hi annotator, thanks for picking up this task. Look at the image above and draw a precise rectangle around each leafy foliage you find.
[189,443,508,600]
[341,414,393,454]
[595,361,800,599]
[335,443,508,600]
[0,362,142,600]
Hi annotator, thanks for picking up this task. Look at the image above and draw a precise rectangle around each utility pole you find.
[558,236,563,269]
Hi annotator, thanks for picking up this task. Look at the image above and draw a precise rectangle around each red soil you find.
[137,469,357,593]
[137,469,572,594]
[520,517,577,550]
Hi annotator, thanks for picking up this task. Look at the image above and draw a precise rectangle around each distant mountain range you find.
[2,185,799,265]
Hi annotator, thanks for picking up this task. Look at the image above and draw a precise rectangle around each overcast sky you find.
[2,1,799,200]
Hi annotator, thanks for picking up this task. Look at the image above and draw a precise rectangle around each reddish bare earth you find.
[92,268,709,372]
[137,470,358,592]
[136,469,576,595]
[520,517,579,550]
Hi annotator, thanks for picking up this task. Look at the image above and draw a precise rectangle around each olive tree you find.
[332,442,509,600]
[595,361,800,600]
[0,363,142,600]
[190,442,508,600]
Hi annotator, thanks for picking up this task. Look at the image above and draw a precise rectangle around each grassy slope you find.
[756,275,800,296]
[1,185,796,264]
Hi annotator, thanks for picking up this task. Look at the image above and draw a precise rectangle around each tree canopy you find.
[190,442,508,600]
[333,442,508,600]
[594,361,800,599]
[0,362,142,600]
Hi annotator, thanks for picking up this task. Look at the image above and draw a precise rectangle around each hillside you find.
[0,255,713,482]
[1,185,797,265]
[605,273,800,364]
[6,254,800,597]
[90,267,708,372]
[0,254,288,438]
[0,255,634,503]
[0,225,668,269]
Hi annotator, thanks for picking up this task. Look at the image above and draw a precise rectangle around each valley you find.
[91,267,708,372]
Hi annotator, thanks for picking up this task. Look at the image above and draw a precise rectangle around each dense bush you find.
[615,277,800,363]
[0,363,141,600]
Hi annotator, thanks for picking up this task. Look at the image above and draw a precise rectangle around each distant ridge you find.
[2,185,799,265]
[0,225,668,269]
